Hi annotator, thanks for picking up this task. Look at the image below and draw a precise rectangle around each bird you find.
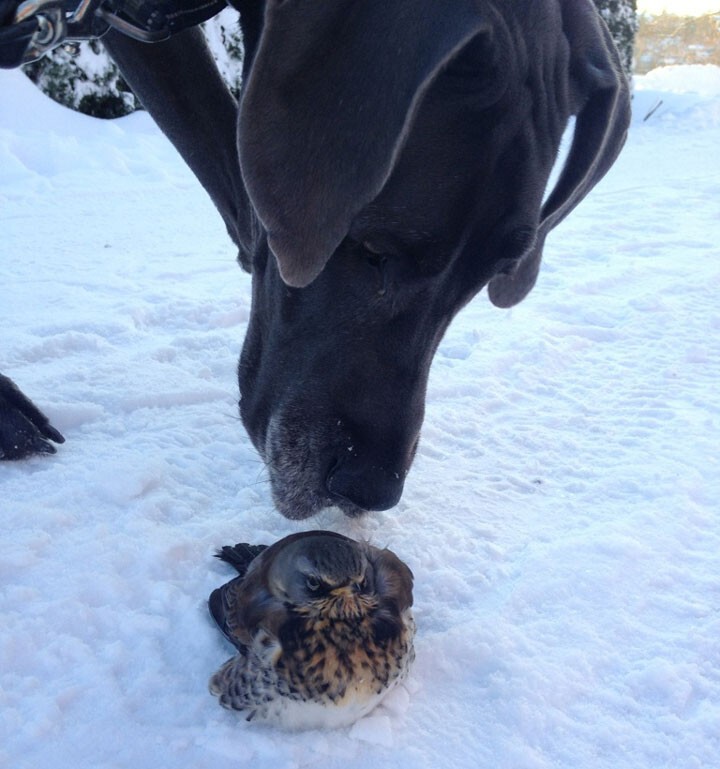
[207,530,415,730]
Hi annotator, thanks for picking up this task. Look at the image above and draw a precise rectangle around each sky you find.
[638,0,719,14]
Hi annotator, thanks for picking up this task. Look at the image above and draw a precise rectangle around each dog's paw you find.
[0,374,65,460]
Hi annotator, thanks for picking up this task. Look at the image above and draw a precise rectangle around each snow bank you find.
[1,66,719,769]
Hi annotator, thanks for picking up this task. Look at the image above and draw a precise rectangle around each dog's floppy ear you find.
[487,0,631,309]
[239,0,490,287]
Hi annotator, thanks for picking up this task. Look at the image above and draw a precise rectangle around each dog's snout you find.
[327,458,407,512]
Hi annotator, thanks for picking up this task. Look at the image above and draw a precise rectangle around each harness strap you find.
[0,0,228,68]
[0,0,37,67]
[99,0,227,41]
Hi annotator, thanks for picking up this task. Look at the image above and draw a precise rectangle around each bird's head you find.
[237,530,413,638]
[267,532,376,619]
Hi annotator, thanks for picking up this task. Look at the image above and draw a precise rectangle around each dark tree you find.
[593,0,639,78]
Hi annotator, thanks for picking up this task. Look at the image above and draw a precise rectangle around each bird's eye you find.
[305,576,321,592]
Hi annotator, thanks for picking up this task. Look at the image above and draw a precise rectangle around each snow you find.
[1,63,720,769]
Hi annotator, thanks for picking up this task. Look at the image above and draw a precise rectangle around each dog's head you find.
[235,0,630,519]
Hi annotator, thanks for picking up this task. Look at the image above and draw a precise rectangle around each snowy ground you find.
[1,63,719,769]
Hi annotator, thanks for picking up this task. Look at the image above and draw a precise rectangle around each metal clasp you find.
[13,0,109,64]
[14,1,66,62]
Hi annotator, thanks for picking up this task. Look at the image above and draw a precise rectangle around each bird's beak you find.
[331,585,357,598]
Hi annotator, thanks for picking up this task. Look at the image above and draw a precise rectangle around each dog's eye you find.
[360,242,390,295]
[365,253,387,271]
[363,240,384,255]
[362,241,389,270]
[363,241,387,263]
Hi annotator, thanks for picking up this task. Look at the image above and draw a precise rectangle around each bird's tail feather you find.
[214,542,267,577]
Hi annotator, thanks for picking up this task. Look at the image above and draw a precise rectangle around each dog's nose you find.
[326,459,406,512]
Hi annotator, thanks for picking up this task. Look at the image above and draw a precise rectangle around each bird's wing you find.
[209,578,247,650]
[209,544,288,649]
[209,630,284,716]
[367,545,414,611]
[365,544,415,641]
